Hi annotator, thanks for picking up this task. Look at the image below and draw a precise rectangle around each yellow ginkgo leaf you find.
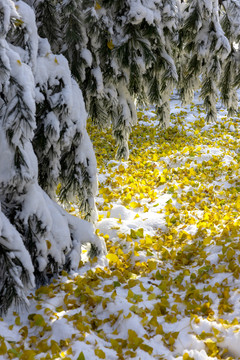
[0,340,7,355]
[148,293,156,300]
[159,175,166,183]
[140,343,153,354]
[19,326,28,340]
[14,19,24,27]
[107,39,114,50]
[77,352,86,360]
[46,240,51,249]
[183,353,194,360]
[51,340,61,354]
[95,2,101,10]
[94,348,106,359]
[129,201,141,209]
[106,253,120,265]
[18,350,36,360]
[15,316,21,326]
[118,164,125,172]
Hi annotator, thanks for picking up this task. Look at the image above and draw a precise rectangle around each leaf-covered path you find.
[1,96,240,360]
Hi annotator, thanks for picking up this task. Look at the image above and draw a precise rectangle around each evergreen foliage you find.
[32,0,179,159]
[179,0,231,122]
[219,0,240,116]
[30,0,240,158]
[29,0,61,53]
[0,0,105,315]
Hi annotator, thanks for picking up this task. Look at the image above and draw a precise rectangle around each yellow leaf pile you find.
[2,103,240,359]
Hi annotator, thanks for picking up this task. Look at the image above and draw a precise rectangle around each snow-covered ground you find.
[1,94,240,360]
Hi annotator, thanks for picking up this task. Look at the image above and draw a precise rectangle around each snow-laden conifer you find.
[219,0,240,116]
[80,0,179,157]
[27,0,60,53]
[33,38,98,222]
[32,0,179,159]
[29,1,240,152]
[0,0,106,315]
[179,0,231,122]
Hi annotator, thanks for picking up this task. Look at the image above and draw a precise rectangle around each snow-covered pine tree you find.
[0,0,106,315]
[25,0,61,53]
[31,0,179,159]
[34,39,98,222]
[179,0,231,122]
[219,0,240,116]
[0,0,37,314]
[151,0,180,127]
[29,0,240,151]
